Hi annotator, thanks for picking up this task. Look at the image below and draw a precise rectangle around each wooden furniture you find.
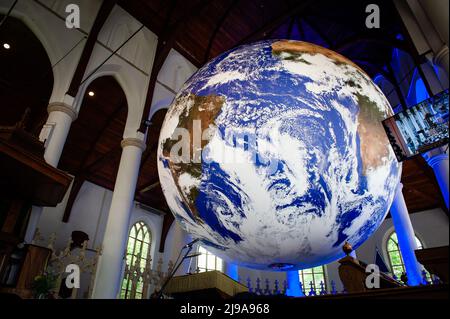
[0,245,52,298]
[165,271,248,299]
[0,127,72,207]
[0,123,72,298]
[415,246,449,283]
[338,256,403,293]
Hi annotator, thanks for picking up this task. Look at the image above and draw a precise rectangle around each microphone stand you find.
[155,239,197,299]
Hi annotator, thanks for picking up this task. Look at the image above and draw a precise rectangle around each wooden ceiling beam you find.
[352,59,393,81]
[78,97,126,172]
[138,109,167,171]
[83,145,122,173]
[386,63,408,110]
[66,0,117,97]
[413,156,448,213]
[402,177,435,186]
[403,186,440,204]
[159,213,174,252]
[138,180,160,194]
[203,0,239,64]
[296,16,305,40]
[236,0,314,45]
[86,175,115,192]
[62,175,85,222]
[138,0,214,133]
[302,17,332,47]
[333,33,408,53]
[139,143,157,171]
[286,16,295,39]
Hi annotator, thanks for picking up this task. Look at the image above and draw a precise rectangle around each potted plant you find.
[31,272,57,299]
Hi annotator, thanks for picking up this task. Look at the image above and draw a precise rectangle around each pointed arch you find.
[385,231,426,279]
[0,15,53,134]
[120,221,152,299]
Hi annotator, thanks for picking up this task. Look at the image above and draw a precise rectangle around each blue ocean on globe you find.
[157,40,402,270]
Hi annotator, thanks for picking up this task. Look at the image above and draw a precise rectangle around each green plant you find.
[31,272,58,298]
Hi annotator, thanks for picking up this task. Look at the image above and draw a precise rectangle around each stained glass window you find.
[120,221,151,299]
[196,246,223,273]
[298,266,327,294]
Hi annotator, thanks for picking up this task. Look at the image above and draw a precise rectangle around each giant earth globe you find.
[157,40,401,270]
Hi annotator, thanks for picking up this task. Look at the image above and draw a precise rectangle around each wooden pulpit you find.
[338,256,403,293]
[415,246,449,283]
[164,271,248,299]
[0,123,72,298]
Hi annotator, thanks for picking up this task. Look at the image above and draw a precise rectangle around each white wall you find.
[148,49,198,119]
[36,180,163,255]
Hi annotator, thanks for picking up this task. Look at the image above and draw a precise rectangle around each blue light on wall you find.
[415,78,429,103]
[226,263,239,281]
[286,270,304,297]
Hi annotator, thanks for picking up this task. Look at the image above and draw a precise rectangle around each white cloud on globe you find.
[157,40,401,270]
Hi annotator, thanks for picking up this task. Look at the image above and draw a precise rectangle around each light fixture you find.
[88,91,95,97]
[3,43,11,50]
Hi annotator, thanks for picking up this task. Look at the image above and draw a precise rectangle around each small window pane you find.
[315,274,324,283]
[303,274,314,285]
[130,226,136,239]
[207,254,216,269]
[197,245,223,272]
[390,252,402,265]
[198,255,206,269]
[387,239,397,251]
[141,243,149,259]
[298,265,327,293]
[216,258,223,270]
[134,241,142,255]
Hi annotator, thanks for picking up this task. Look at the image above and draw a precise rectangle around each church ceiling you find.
[1,2,445,219]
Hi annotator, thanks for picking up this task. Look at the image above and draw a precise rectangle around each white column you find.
[419,0,449,75]
[433,45,449,76]
[286,270,303,297]
[22,101,77,243]
[426,153,449,209]
[91,137,145,299]
[43,102,77,167]
[24,206,43,243]
[390,183,423,286]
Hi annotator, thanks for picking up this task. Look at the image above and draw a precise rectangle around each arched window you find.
[386,232,429,280]
[196,246,223,273]
[120,221,152,299]
[298,266,327,294]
